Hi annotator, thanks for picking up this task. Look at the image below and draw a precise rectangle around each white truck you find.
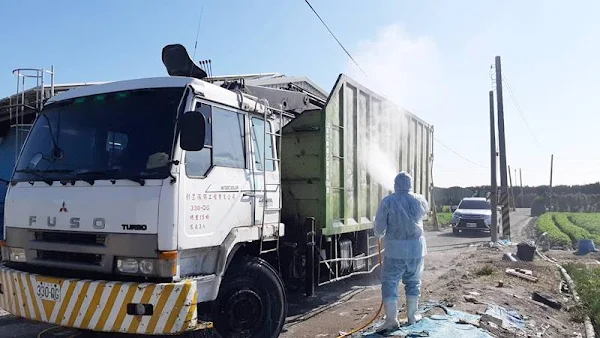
[0,44,434,337]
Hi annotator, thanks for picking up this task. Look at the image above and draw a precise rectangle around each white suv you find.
[451,197,493,235]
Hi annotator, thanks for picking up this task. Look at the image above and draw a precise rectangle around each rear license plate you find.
[466,223,477,228]
[35,281,61,302]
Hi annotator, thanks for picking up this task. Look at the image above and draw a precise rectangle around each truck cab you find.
[1,69,286,336]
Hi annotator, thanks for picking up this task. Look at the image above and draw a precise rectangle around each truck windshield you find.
[458,200,491,210]
[13,87,185,183]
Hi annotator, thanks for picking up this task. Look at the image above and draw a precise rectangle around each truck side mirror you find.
[451,205,458,212]
[179,111,206,151]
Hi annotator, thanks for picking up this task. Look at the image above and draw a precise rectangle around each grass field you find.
[536,212,600,248]
[437,212,452,226]
[565,263,600,333]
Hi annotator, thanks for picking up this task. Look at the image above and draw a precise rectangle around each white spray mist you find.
[365,144,397,193]
[357,101,408,195]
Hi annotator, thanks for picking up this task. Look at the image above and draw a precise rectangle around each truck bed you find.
[281,74,433,236]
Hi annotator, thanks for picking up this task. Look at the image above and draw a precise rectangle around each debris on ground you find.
[503,252,518,262]
[506,268,539,282]
[483,304,526,330]
[532,291,563,310]
[464,295,483,304]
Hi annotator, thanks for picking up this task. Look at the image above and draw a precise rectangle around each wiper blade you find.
[13,169,72,186]
[74,169,146,186]
[16,169,73,174]
[74,169,120,176]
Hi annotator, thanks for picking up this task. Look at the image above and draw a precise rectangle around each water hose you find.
[337,240,384,338]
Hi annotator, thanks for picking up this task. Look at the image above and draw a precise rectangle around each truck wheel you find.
[213,256,286,338]
[453,228,459,235]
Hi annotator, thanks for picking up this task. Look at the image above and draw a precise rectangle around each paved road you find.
[425,208,533,252]
[0,209,534,338]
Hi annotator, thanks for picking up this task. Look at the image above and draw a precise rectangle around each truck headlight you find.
[115,254,175,277]
[7,247,27,263]
[139,259,155,274]
[484,215,492,225]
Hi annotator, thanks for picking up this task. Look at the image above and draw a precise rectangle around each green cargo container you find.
[281,74,434,237]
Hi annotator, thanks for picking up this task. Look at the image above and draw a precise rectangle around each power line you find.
[303,0,485,171]
[501,72,543,148]
[434,138,488,168]
[302,0,368,77]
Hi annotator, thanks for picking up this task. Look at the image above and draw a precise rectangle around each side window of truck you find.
[251,117,275,172]
[212,107,245,168]
[185,103,246,177]
[185,103,212,177]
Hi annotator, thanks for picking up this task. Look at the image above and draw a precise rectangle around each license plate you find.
[35,281,61,302]
[466,223,477,228]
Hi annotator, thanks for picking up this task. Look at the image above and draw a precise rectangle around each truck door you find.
[249,117,280,227]
[179,100,252,249]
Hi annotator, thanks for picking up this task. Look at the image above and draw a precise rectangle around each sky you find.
[1,0,598,188]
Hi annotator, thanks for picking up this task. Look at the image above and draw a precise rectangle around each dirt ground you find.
[281,247,586,338]
[281,212,588,338]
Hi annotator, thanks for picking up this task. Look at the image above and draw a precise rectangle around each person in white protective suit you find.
[374,171,429,330]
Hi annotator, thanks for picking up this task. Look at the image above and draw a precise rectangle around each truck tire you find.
[213,256,287,338]
[453,228,459,235]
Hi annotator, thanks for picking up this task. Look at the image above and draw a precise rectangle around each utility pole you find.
[495,56,511,239]
[549,154,554,194]
[520,168,524,208]
[489,90,498,242]
[430,127,440,231]
[508,165,515,211]
[514,168,518,209]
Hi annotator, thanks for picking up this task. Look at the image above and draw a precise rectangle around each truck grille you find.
[34,231,107,246]
[37,250,103,266]
[460,214,484,220]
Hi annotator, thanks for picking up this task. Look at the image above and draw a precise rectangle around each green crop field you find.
[536,212,600,248]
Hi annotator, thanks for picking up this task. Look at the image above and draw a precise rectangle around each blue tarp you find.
[359,302,494,338]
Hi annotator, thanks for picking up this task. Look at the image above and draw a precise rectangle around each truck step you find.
[260,248,279,254]
[368,236,380,246]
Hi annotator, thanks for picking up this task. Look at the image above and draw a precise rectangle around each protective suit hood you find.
[394,172,412,193]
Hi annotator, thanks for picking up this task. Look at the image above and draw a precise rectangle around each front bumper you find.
[0,265,212,335]
[452,219,490,231]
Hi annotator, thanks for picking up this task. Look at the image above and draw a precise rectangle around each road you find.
[425,208,533,252]
[0,209,533,338]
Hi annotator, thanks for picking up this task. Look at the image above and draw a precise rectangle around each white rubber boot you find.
[380,299,400,331]
[406,296,422,325]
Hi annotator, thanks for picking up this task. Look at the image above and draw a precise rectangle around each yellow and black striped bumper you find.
[0,266,212,335]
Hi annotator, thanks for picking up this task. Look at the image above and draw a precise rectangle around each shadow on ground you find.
[283,268,382,330]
